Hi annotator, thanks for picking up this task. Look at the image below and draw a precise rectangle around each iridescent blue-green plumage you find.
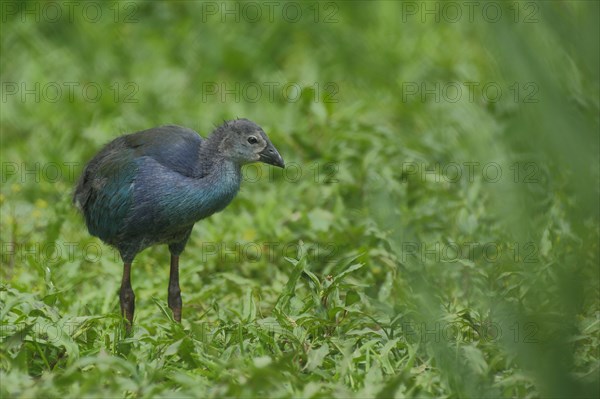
[74,120,284,263]
[74,119,284,327]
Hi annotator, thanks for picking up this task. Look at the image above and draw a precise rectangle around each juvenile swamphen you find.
[74,119,284,329]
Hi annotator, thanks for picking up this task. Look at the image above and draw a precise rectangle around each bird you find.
[73,119,285,331]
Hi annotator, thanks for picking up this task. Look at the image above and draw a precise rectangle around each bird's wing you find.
[74,125,204,242]
[74,138,138,241]
[124,125,203,177]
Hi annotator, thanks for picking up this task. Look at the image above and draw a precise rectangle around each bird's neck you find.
[205,157,242,193]
[156,157,241,229]
[189,155,242,218]
[166,131,243,222]
[195,129,231,177]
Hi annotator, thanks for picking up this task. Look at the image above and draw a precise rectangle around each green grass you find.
[1,1,599,398]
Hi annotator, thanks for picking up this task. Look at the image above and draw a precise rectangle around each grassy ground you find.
[1,1,599,398]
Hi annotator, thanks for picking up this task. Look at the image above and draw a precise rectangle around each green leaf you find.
[462,345,488,375]
[345,290,361,307]
[304,343,329,372]
[307,209,334,232]
[540,228,552,257]
[326,263,364,295]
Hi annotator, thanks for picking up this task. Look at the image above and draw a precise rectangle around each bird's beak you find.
[259,141,285,168]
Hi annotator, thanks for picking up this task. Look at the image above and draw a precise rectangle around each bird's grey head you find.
[216,119,285,168]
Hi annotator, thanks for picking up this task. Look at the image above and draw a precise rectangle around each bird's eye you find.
[247,136,258,144]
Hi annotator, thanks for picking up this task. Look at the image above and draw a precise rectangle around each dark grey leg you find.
[120,262,135,332]
[168,254,182,322]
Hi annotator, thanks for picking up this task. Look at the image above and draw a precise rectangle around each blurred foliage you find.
[1,1,598,398]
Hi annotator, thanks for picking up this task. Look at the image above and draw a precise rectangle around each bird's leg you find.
[168,255,182,322]
[119,262,135,333]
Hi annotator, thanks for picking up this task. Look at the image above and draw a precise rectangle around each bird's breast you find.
[127,158,241,236]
